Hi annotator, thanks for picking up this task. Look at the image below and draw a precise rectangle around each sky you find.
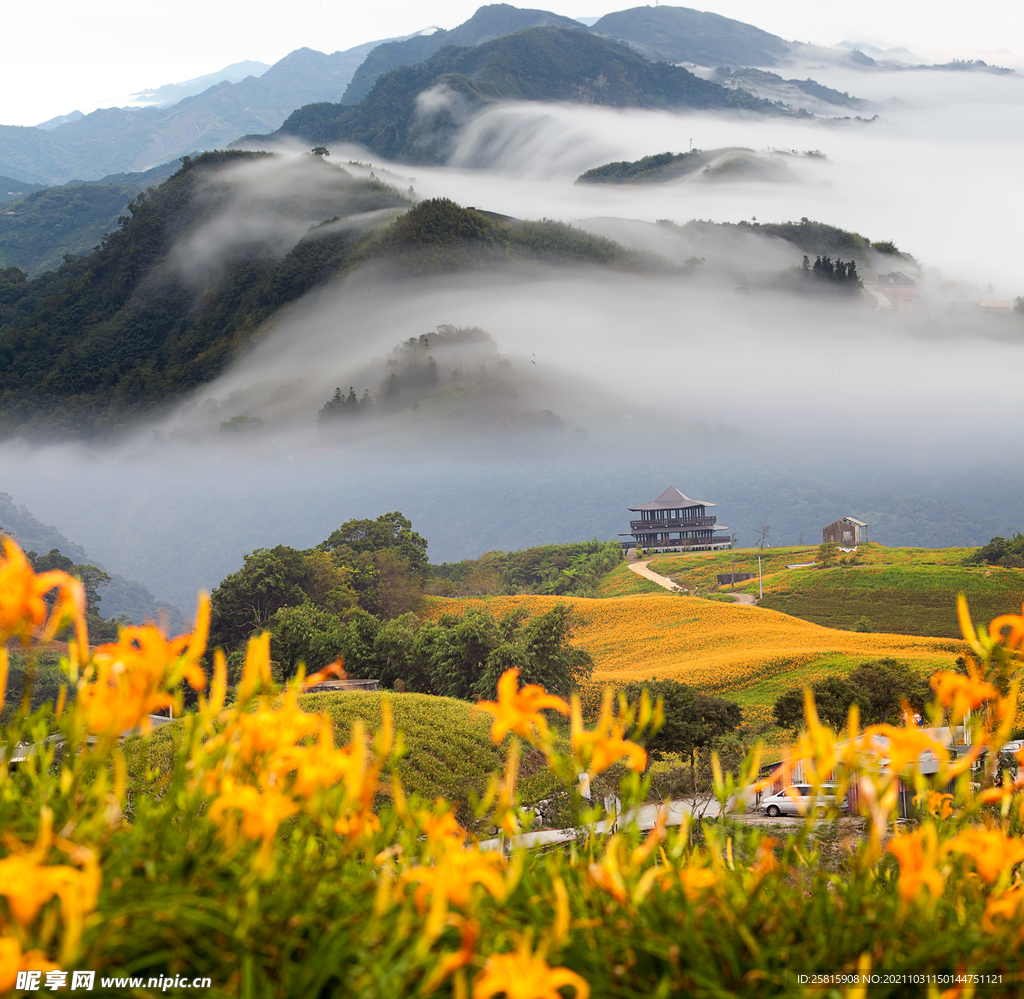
[2,0,1022,126]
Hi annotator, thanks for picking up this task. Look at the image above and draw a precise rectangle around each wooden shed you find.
[822,517,868,545]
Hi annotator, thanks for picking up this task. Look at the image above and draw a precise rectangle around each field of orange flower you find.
[424,593,962,725]
[6,534,1024,997]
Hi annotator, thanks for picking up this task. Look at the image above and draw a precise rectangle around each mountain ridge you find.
[272,27,779,165]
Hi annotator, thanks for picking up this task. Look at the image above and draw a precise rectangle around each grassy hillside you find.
[275,27,777,165]
[648,543,1024,638]
[123,689,560,824]
[422,593,962,728]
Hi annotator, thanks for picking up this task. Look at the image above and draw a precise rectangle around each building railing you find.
[630,516,717,530]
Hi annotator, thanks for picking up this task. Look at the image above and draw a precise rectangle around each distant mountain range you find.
[0,4,823,185]
[589,6,790,67]
[2,4,1009,192]
[271,27,779,165]
[0,44,402,184]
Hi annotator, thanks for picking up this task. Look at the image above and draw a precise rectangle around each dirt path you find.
[628,560,760,605]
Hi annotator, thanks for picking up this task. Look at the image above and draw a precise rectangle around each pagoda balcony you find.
[630,516,717,530]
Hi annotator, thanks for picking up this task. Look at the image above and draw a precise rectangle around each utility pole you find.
[758,556,763,600]
[731,554,735,592]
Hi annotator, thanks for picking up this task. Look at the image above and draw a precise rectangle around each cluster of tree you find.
[275,28,776,166]
[25,548,122,641]
[963,533,1024,569]
[802,254,860,284]
[577,149,724,185]
[358,198,637,276]
[207,511,430,660]
[246,599,592,701]
[317,326,495,427]
[772,659,934,730]
[317,386,374,422]
[335,602,592,700]
[430,540,623,598]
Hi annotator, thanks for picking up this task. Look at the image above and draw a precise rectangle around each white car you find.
[761,784,847,818]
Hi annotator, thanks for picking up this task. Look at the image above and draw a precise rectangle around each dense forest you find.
[272,27,779,164]
[430,539,623,597]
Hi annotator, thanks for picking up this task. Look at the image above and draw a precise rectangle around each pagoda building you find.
[620,486,731,553]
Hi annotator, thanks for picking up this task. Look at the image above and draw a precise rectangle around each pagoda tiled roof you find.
[628,485,716,512]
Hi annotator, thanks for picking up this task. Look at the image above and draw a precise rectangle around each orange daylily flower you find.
[417,809,467,853]
[930,671,1000,719]
[401,847,509,940]
[988,604,1024,651]
[473,939,590,999]
[982,884,1024,934]
[77,595,209,737]
[887,825,944,904]
[916,791,955,820]
[678,865,719,902]
[570,690,647,776]
[0,537,86,651]
[0,809,101,963]
[0,938,58,994]
[861,724,947,776]
[476,668,569,746]
[945,829,1024,884]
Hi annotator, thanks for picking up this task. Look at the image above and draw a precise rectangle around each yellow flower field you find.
[424,594,964,724]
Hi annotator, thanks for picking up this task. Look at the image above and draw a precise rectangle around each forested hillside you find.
[0,154,647,441]
[590,5,791,67]
[272,28,777,164]
[0,160,185,275]
[341,3,586,104]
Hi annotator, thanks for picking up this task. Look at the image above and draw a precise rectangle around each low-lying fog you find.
[3,66,1022,615]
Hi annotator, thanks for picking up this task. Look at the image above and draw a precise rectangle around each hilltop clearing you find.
[269,28,777,166]
[648,543,1024,639]
[421,592,962,728]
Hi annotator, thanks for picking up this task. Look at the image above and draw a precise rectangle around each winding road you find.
[627,560,759,606]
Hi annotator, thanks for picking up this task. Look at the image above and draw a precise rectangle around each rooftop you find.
[629,485,716,512]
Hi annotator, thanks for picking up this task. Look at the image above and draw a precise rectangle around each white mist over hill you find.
[2,56,1023,614]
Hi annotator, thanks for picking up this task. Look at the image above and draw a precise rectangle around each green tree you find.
[208,545,315,653]
[846,659,932,724]
[622,679,742,771]
[817,541,839,568]
[773,675,869,730]
[270,603,347,680]
[320,511,429,578]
